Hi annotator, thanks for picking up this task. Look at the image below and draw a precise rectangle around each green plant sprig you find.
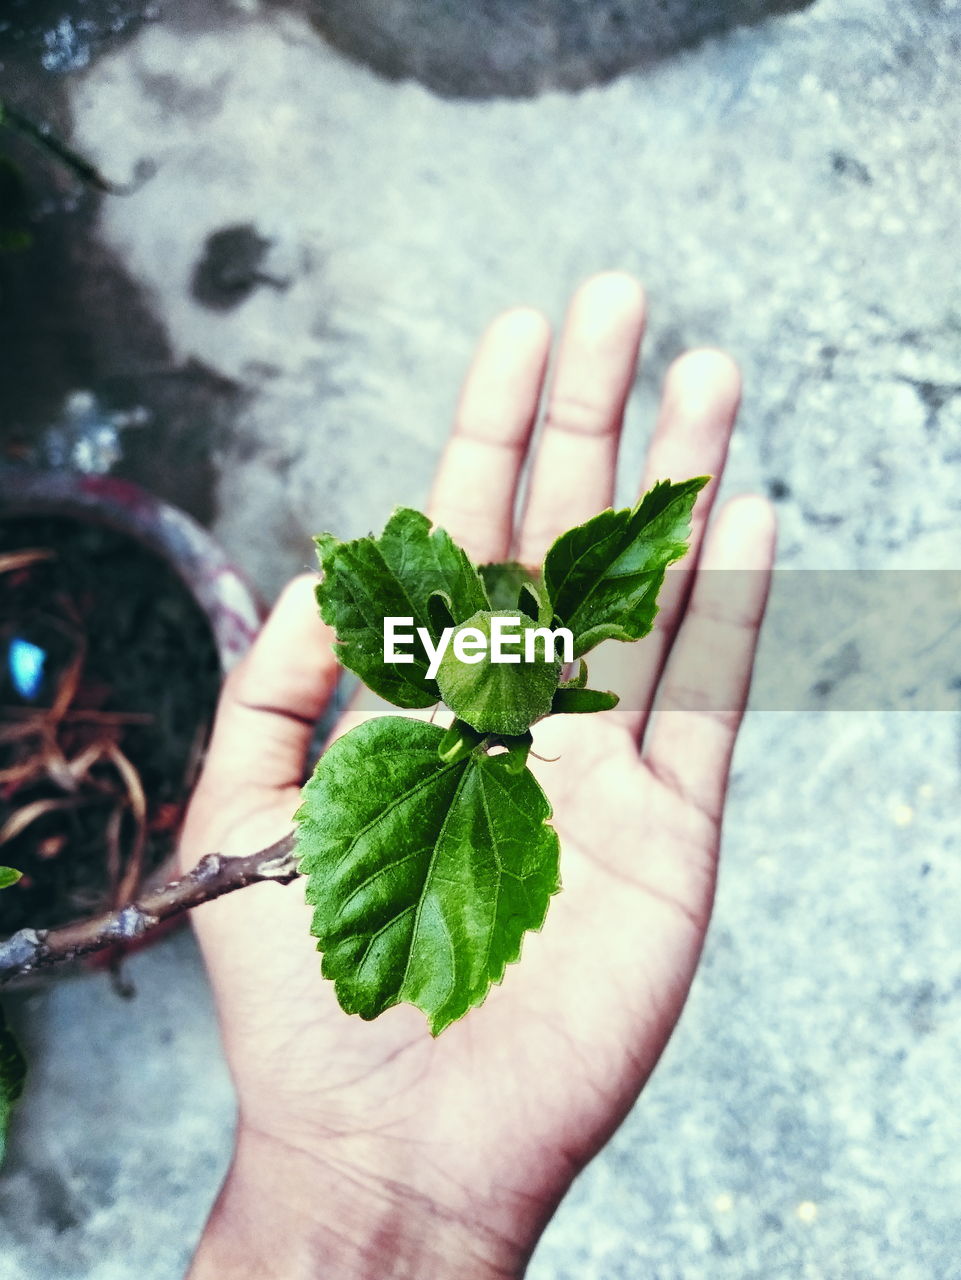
[295,476,709,1035]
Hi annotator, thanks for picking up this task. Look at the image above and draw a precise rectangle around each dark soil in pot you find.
[0,515,221,935]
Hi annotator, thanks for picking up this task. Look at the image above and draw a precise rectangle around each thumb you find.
[194,574,339,800]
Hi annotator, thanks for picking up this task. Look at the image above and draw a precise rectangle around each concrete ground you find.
[1,0,960,1275]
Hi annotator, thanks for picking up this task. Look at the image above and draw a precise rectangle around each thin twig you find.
[0,832,301,983]
[0,795,93,847]
[0,709,155,725]
[104,804,125,900]
[104,741,148,906]
[0,550,55,575]
[1,99,134,194]
[0,760,42,787]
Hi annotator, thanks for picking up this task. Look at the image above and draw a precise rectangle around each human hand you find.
[182,273,776,1279]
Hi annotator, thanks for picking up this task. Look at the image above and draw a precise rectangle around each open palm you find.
[183,273,776,1279]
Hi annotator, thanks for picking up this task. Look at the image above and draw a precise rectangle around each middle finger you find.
[516,272,647,566]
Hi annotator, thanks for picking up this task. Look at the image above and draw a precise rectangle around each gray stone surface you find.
[1,0,960,1275]
[0,931,234,1280]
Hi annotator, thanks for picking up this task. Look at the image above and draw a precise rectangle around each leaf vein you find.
[331,759,461,878]
[356,903,417,980]
[336,847,428,921]
[476,770,502,985]
[397,762,474,999]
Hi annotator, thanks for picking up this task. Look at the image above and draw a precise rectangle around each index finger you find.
[428,307,551,563]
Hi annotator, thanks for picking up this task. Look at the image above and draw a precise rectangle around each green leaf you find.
[295,717,560,1035]
[496,732,533,774]
[543,476,710,657]
[426,590,456,637]
[315,507,489,708]
[479,561,539,611]
[437,718,485,764]
[560,658,589,689]
[0,868,21,890]
[435,610,562,735]
[550,687,619,715]
[0,1003,26,1166]
[480,562,552,625]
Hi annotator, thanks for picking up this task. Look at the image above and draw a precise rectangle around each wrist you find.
[189,1124,525,1280]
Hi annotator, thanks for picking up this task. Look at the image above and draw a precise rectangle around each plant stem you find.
[0,833,301,984]
[2,97,117,193]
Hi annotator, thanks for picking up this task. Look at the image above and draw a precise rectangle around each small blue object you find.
[9,638,47,701]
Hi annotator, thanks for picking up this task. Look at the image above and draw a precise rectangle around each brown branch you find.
[0,832,301,984]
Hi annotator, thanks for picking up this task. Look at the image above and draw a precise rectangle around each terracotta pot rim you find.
[0,466,264,674]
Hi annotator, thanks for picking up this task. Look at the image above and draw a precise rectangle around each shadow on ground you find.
[297,0,817,98]
[0,2,250,524]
